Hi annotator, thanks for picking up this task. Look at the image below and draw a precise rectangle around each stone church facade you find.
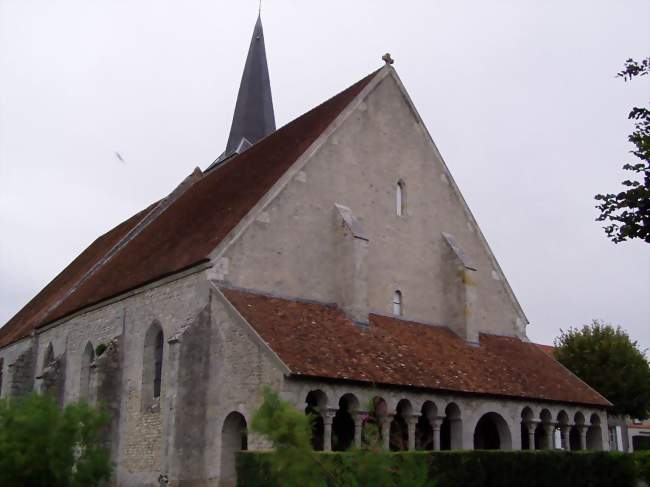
[0,14,610,487]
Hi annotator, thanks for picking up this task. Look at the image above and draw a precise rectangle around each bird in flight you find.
[114,151,125,163]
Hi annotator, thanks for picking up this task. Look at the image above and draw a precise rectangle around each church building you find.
[0,14,611,487]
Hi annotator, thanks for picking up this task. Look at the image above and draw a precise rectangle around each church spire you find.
[223,13,275,159]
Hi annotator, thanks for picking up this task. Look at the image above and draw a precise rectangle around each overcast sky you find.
[1,1,648,352]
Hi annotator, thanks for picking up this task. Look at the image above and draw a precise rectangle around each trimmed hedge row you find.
[237,450,646,487]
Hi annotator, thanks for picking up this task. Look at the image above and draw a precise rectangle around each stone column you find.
[407,415,420,451]
[431,416,444,451]
[353,412,366,449]
[578,425,588,450]
[560,425,570,450]
[380,416,392,451]
[543,423,556,450]
[323,410,335,452]
[525,421,537,450]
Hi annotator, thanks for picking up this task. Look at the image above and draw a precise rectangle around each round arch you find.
[389,399,413,451]
[416,401,438,450]
[586,413,603,450]
[441,402,462,450]
[332,393,358,451]
[305,390,328,450]
[220,412,247,487]
[520,407,534,450]
[473,412,512,450]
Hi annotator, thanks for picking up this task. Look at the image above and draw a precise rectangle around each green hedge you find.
[635,451,650,484]
[237,450,643,487]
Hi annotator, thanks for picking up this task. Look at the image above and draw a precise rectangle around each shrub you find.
[635,451,650,484]
[248,388,428,487]
[0,393,111,487]
[237,450,640,487]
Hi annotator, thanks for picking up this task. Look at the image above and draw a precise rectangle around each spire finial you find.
[382,53,394,65]
[259,0,262,15]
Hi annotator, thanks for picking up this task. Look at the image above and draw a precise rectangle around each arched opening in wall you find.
[396,180,406,216]
[586,413,603,450]
[535,409,552,449]
[533,423,546,450]
[142,322,164,410]
[305,390,327,451]
[569,426,581,450]
[473,412,512,450]
[389,399,412,451]
[43,343,54,371]
[363,396,387,447]
[416,401,437,450]
[557,411,569,450]
[440,403,462,450]
[521,407,534,450]
[79,341,95,401]
[392,291,402,316]
[570,412,585,450]
[220,412,247,487]
[333,393,358,451]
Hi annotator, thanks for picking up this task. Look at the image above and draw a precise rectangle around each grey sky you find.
[1,1,648,351]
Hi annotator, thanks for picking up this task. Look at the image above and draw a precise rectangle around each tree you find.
[0,393,112,487]
[554,320,650,419]
[595,57,650,243]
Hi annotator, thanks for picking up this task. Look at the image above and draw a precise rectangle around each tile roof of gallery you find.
[222,287,611,407]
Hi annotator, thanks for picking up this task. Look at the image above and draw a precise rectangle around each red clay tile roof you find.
[222,288,611,407]
[535,343,556,357]
[0,69,380,348]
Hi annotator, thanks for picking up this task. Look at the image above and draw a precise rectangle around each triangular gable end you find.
[209,66,528,341]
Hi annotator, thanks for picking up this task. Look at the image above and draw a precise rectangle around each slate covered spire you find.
[223,13,276,159]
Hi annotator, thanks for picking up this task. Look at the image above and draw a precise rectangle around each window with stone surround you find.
[43,343,54,371]
[79,341,94,401]
[393,290,403,316]
[142,321,164,411]
[396,180,406,216]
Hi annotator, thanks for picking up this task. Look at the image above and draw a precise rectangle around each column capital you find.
[524,419,539,433]
[322,408,337,424]
[543,421,557,432]
[352,410,368,423]
[430,415,445,429]
[379,414,394,426]
[407,414,421,426]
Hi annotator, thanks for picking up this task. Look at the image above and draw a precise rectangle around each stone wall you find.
[216,70,527,341]
[8,337,37,397]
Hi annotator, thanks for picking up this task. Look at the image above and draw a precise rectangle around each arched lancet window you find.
[142,322,164,409]
[396,180,406,216]
[393,290,402,316]
[153,330,163,399]
[43,343,54,371]
[79,341,95,401]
